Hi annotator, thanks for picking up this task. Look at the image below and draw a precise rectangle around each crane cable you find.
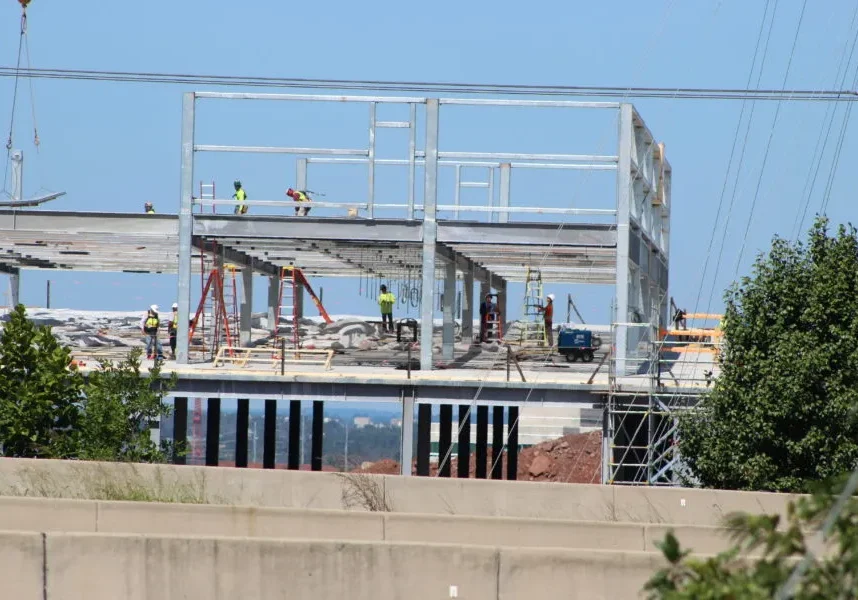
[4,3,40,195]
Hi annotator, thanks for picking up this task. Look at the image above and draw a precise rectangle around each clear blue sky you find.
[1,0,855,323]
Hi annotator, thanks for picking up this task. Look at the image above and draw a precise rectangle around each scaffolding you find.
[604,322,718,486]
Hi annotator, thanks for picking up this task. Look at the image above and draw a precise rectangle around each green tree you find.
[0,304,83,458]
[645,475,858,599]
[680,218,858,492]
[79,348,176,462]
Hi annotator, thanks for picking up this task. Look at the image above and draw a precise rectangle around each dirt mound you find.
[352,431,601,484]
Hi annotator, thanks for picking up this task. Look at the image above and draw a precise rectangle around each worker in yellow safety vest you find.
[168,302,179,358]
[378,285,396,333]
[144,202,155,214]
[140,305,164,360]
[233,180,248,215]
[286,188,312,216]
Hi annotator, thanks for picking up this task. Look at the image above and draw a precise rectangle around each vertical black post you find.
[416,403,431,476]
[491,405,504,480]
[235,399,249,468]
[173,397,188,465]
[288,400,301,470]
[311,401,324,471]
[475,405,488,479]
[205,398,221,467]
[263,399,277,469]
[457,405,471,479]
[507,406,519,481]
[280,338,285,376]
[438,404,452,477]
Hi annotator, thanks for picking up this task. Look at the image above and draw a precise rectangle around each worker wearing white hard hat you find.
[169,303,179,359]
[140,305,164,360]
[539,294,556,348]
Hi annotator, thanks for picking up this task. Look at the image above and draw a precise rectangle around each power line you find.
[1,67,858,102]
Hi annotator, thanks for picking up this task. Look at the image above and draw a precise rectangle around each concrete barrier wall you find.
[0,496,741,556]
[0,531,663,600]
[0,457,797,526]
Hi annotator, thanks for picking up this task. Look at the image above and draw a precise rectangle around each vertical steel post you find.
[368,102,376,219]
[507,406,519,481]
[438,404,453,477]
[295,280,304,320]
[311,401,324,472]
[442,259,456,360]
[267,275,279,336]
[263,399,277,469]
[601,403,611,484]
[408,103,417,220]
[288,400,301,470]
[416,403,432,476]
[296,158,308,192]
[176,93,196,364]
[475,405,488,479]
[491,405,504,479]
[8,268,19,307]
[454,164,461,219]
[235,398,249,468]
[419,99,440,371]
[615,104,634,375]
[46,280,50,309]
[461,264,474,342]
[498,163,511,224]
[400,390,415,477]
[497,278,507,332]
[240,266,253,347]
[172,397,188,465]
[487,167,495,223]
[205,398,221,467]
[457,405,471,479]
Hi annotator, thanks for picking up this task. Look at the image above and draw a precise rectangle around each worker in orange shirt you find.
[538,293,555,348]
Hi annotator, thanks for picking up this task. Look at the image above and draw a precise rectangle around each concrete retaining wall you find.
[0,457,796,526]
[0,531,662,600]
[0,496,741,556]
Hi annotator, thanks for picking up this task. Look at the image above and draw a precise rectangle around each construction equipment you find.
[275,266,332,349]
[518,267,545,346]
[481,293,503,342]
[557,328,602,363]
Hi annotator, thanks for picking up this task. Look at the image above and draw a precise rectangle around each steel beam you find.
[507,406,519,481]
[235,398,249,468]
[475,405,488,479]
[172,398,188,465]
[420,99,440,372]
[400,390,415,477]
[240,266,253,347]
[263,399,276,469]
[267,275,279,336]
[457,405,471,478]
[8,268,19,307]
[416,403,431,476]
[491,405,504,480]
[288,400,301,470]
[437,222,616,247]
[311,401,324,472]
[438,404,452,477]
[205,397,221,467]
[442,260,456,361]
[176,93,195,364]
[462,264,474,342]
[615,104,633,374]
[193,215,422,243]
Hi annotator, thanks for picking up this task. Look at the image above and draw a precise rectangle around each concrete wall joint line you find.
[41,531,47,600]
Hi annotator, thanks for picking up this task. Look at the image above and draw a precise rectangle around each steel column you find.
[172,397,188,465]
[442,260,456,360]
[311,401,324,471]
[368,102,376,219]
[288,400,301,470]
[176,93,195,364]
[497,279,507,332]
[8,268,19,307]
[462,264,474,342]
[416,403,431,476]
[475,405,488,479]
[407,103,417,220]
[296,158,308,191]
[263,399,276,469]
[295,279,304,320]
[235,398,249,468]
[267,275,279,336]
[498,163,511,223]
[400,390,415,477]
[457,405,471,479]
[205,397,221,466]
[420,99,440,371]
[507,406,519,481]
[438,404,453,477]
[615,104,633,374]
[491,405,504,479]
[240,266,253,347]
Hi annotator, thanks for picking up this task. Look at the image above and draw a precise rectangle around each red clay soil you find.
[352,431,602,484]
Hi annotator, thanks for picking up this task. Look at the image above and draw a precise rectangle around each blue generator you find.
[558,328,598,363]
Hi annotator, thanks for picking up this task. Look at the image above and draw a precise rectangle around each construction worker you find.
[140,304,164,360]
[144,202,155,214]
[286,188,312,216]
[168,302,178,359]
[673,308,687,330]
[233,180,248,215]
[378,285,396,333]
[479,294,498,343]
[538,294,555,348]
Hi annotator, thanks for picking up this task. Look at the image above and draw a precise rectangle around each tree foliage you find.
[645,475,858,599]
[680,218,858,492]
[0,304,83,458]
[0,305,173,462]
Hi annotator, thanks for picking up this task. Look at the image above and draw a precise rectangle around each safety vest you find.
[144,314,159,333]
[378,292,396,314]
[146,208,155,214]
[293,190,309,203]
[169,313,178,332]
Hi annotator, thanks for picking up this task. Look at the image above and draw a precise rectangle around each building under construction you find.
[0,91,717,485]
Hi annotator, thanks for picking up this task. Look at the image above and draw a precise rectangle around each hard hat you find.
[547,294,555,301]
[144,201,152,207]
[150,304,159,312]
[234,180,241,188]
[172,302,178,309]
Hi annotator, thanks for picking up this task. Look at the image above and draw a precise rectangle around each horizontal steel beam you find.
[0,210,177,235]
[194,92,427,104]
[438,151,617,163]
[194,215,423,243]
[194,145,368,157]
[437,222,616,248]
